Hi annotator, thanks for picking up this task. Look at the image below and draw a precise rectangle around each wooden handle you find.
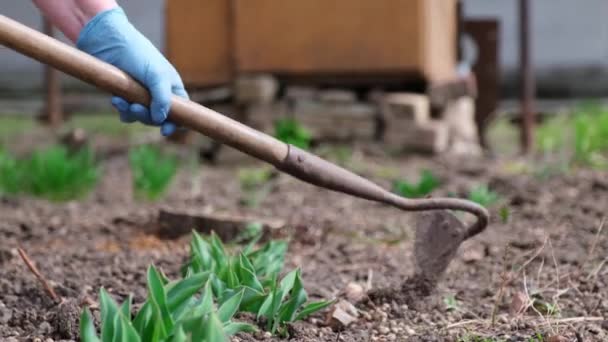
[0,14,288,165]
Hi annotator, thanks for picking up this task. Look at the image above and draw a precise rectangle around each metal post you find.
[519,0,535,154]
[42,17,63,126]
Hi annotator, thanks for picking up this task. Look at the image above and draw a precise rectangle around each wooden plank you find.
[166,0,232,87]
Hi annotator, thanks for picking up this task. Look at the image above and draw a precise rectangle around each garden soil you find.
[1,148,607,341]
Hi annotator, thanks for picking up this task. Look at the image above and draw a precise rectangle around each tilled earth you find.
[0,147,607,342]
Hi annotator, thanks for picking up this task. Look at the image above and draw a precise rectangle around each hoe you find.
[0,15,489,291]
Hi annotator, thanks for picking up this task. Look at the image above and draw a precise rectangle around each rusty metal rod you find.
[519,0,535,154]
[0,14,489,238]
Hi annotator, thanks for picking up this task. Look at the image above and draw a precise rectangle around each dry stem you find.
[17,247,61,303]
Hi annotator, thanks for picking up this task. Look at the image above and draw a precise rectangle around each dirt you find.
[1,146,607,341]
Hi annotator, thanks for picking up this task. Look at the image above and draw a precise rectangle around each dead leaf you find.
[509,291,528,316]
[325,299,359,330]
[462,248,484,263]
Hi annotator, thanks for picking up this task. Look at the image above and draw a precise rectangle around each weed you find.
[499,207,510,224]
[0,146,98,201]
[393,170,440,198]
[443,294,459,311]
[468,185,500,207]
[80,265,256,342]
[458,335,505,342]
[238,167,273,191]
[274,118,312,150]
[183,231,333,336]
[129,145,178,200]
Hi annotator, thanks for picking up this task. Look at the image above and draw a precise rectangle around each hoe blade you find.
[414,210,468,282]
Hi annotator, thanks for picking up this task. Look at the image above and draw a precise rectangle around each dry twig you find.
[17,247,61,303]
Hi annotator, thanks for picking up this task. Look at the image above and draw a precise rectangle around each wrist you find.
[78,0,118,22]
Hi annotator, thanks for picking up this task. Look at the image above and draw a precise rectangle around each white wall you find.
[0,0,165,92]
[463,0,608,96]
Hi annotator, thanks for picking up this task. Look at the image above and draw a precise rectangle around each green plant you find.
[499,206,510,224]
[0,146,98,201]
[80,266,256,342]
[393,170,440,198]
[443,294,459,311]
[238,167,274,191]
[129,145,178,200]
[468,185,499,207]
[183,231,333,336]
[274,118,312,150]
[0,149,21,195]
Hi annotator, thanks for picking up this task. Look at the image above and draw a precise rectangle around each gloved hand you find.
[76,6,187,136]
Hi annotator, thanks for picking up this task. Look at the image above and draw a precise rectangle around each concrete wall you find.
[1,0,607,97]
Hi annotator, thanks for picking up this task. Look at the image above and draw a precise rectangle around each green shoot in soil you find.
[274,118,312,150]
[0,146,98,201]
[238,167,275,208]
[183,231,333,336]
[468,185,500,207]
[81,265,256,342]
[393,170,440,198]
[443,294,459,312]
[129,145,178,201]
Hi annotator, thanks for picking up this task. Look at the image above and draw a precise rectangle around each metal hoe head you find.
[414,210,469,283]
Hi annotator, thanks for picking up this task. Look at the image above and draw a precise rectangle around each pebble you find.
[405,326,416,335]
[378,326,390,335]
[386,333,396,341]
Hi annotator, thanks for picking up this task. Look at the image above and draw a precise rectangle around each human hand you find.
[76,6,187,136]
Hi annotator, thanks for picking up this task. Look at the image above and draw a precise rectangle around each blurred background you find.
[1,0,608,163]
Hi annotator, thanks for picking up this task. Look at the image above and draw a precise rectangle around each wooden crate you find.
[166,0,233,87]
[166,0,456,87]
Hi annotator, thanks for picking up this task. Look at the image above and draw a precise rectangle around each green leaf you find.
[171,325,188,342]
[132,302,151,335]
[147,266,174,339]
[225,260,239,289]
[119,294,132,321]
[218,289,244,323]
[223,322,258,336]
[278,269,298,301]
[167,271,210,312]
[210,232,228,270]
[238,285,266,313]
[203,312,228,342]
[118,312,141,342]
[188,280,215,317]
[294,300,334,321]
[237,254,264,293]
[80,308,100,342]
[100,288,120,341]
[191,231,213,271]
[278,269,308,323]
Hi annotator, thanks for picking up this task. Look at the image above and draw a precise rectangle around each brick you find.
[234,74,279,104]
[444,96,482,156]
[318,89,357,104]
[385,120,448,154]
[380,92,430,125]
[292,100,377,141]
[285,86,318,102]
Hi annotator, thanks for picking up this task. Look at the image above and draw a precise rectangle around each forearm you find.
[32,0,117,42]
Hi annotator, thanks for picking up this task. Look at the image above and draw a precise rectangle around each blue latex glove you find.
[76,7,188,136]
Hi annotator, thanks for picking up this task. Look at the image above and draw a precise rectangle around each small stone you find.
[386,333,397,341]
[378,326,390,335]
[344,282,365,302]
[461,247,484,263]
[263,331,272,339]
[405,327,416,335]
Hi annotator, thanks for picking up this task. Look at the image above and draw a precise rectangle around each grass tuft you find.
[129,145,178,201]
[0,146,98,201]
